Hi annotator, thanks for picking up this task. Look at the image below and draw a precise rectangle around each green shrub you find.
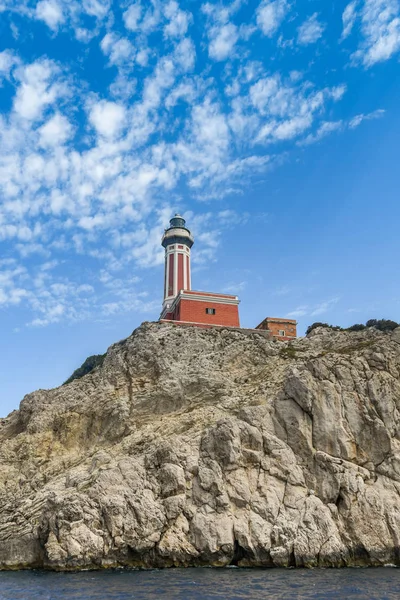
[306,322,343,335]
[279,346,297,359]
[346,324,366,332]
[306,319,399,337]
[366,319,399,332]
[63,353,106,385]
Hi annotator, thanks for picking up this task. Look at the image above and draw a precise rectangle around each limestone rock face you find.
[1,323,400,570]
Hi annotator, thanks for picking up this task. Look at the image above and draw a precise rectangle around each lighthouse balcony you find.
[161,228,194,248]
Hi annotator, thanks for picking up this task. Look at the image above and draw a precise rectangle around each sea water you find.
[0,567,398,599]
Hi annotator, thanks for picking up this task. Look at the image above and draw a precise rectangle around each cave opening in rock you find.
[288,549,296,567]
[230,539,246,566]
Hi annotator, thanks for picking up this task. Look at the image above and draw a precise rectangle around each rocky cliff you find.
[1,322,400,570]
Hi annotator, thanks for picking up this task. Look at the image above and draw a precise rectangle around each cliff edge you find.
[1,322,400,570]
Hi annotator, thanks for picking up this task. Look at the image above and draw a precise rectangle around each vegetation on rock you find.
[63,353,106,385]
[306,318,399,336]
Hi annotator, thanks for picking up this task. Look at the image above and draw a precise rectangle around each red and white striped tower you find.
[161,214,194,314]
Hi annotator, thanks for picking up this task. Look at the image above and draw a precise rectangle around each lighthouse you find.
[159,214,297,339]
[161,214,194,311]
[160,214,241,327]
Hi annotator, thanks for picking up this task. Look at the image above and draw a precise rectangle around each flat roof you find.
[183,290,238,299]
[257,317,297,325]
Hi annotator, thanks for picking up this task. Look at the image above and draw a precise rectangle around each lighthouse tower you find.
[161,214,194,312]
[160,214,241,327]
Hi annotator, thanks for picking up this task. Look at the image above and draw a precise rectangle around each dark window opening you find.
[206,308,216,315]
[278,330,285,336]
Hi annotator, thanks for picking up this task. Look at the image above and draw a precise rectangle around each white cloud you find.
[2,0,113,41]
[123,2,142,31]
[300,121,343,146]
[123,0,161,34]
[287,306,308,318]
[73,27,97,43]
[192,100,230,148]
[165,81,195,109]
[38,112,73,147]
[13,59,65,121]
[353,0,400,66]
[109,73,137,100]
[101,33,135,66]
[311,298,339,317]
[35,0,64,30]
[223,281,246,293]
[286,297,339,319]
[172,97,233,190]
[0,50,19,79]
[88,100,126,138]
[81,0,111,19]
[256,0,289,37]
[174,37,196,71]
[0,253,157,327]
[217,209,249,226]
[299,108,384,145]
[341,1,358,40]
[297,13,325,45]
[249,73,344,144]
[209,23,238,60]
[289,70,303,83]
[141,56,176,112]
[274,115,313,140]
[203,1,243,61]
[0,264,29,307]
[136,49,149,66]
[348,108,385,128]
[164,1,191,38]
[329,84,347,101]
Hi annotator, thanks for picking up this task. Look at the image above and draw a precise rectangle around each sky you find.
[0,0,400,416]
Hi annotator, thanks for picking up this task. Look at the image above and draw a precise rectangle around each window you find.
[206,308,216,315]
[278,330,285,336]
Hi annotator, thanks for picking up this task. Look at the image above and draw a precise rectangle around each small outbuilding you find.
[255,317,297,341]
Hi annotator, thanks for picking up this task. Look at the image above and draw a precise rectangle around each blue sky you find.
[0,0,399,415]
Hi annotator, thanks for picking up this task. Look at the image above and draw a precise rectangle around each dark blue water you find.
[0,568,398,599]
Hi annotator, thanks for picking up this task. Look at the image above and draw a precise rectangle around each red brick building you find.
[256,317,297,341]
[160,215,240,328]
[161,290,240,327]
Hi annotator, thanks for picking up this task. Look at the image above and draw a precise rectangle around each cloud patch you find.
[209,23,239,61]
[352,0,400,66]
[13,60,66,121]
[297,13,325,45]
[256,0,289,37]
[341,1,358,41]
[287,297,340,319]
[88,100,126,138]
[35,0,65,31]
